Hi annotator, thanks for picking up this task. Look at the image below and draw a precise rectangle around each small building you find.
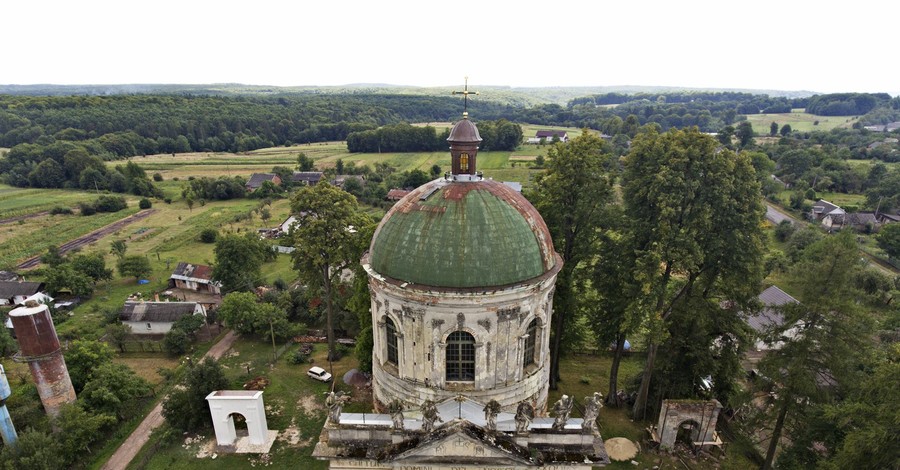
[292,171,323,186]
[877,212,900,224]
[120,301,205,334]
[331,175,365,188]
[245,173,282,192]
[169,262,221,295]
[535,130,569,142]
[745,285,799,351]
[385,189,411,201]
[0,281,45,306]
[810,199,843,221]
[823,211,879,232]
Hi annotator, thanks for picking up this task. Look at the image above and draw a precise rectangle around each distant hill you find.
[0,83,818,106]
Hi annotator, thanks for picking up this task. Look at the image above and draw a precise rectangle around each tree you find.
[117,255,152,281]
[104,323,132,353]
[163,328,190,355]
[212,233,270,292]
[529,130,614,390]
[79,362,151,419]
[71,252,113,282]
[780,124,792,136]
[430,164,442,178]
[877,222,900,259]
[44,264,95,297]
[0,325,16,357]
[297,152,314,171]
[735,121,755,147]
[0,427,65,470]
[758,233,872,469]
[291,182,371,360]
[584,207,641,405]
[56,403,116,457]
[199,228,218,243]
[110,240,127,259]
[64,339,114,392]
[770,121,779,136]
[28,158,66,188]
[138,197,152,209]
[623,127,765,419]
[162,358,228,431]
[40,245,66,267]
[335,159,344,175]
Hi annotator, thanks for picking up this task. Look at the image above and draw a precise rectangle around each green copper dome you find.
[369,179,557,288]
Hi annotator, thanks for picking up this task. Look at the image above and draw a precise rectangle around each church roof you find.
[368,178,558,288]
[447,117,482,143]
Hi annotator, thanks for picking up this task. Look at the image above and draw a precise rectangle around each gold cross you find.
[452,76,479,115]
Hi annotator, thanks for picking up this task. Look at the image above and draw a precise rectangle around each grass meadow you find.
[744,108,859,135]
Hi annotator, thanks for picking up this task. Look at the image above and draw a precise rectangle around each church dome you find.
[368,179,557,288]
[447,117,482,143]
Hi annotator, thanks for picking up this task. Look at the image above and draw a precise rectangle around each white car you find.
[307,366,332,383]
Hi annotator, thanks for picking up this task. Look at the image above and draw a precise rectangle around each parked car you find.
[307,366,332,383]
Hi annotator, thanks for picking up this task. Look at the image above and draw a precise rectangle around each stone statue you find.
[420,399,442,433]
[552,394,573,430]
[514,401,534,433]
[325,391,350,424]
[388,399,405,431]
[581,392,603,432]
[483,399,501,432]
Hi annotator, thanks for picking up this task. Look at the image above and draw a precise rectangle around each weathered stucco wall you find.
[367,262,557,414]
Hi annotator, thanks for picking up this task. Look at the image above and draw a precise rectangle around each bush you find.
[79,202,97,216]
[152,173,163,182]
[289,348,310,365]
[94,195,128,212]
[138,198,152,209]
[774,220,796,242]
[164,197,172,204]
[50,206,73,215]
[199,228,218,243]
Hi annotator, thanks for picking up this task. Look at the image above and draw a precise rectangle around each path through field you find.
[101,330,238,470]
[16,209,156,269]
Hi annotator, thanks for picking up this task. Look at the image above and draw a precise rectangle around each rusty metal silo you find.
[9,303,76,418]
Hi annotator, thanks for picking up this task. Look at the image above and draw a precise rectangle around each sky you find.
[4,0,898,96]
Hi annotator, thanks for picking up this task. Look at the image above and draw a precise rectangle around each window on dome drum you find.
[446,331,475,381]
[386,318,398,365]
[460,153,469,173]
[523,319,537,368]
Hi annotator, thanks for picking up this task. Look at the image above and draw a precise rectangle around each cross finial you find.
[452,76,479,118]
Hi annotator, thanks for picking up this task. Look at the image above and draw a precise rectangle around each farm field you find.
[744,108,859,134]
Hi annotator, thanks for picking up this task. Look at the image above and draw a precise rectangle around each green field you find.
[744,108,859,134]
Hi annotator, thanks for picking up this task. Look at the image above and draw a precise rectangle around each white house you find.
[120,301,205,334]
[745,285,800,351]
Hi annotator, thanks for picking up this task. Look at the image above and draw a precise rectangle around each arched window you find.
[446,331,475,381]
[385,318,398,365]
[523,319,538,368]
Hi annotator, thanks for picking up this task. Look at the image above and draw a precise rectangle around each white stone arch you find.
[206,391,269,447]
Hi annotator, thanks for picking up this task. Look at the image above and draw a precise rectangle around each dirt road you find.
[16,209,156,269]
[101,330,238,470]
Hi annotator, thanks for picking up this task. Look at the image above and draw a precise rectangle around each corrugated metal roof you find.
[747,285,799,333]
[369,179,557,288]
[120,301,199,322]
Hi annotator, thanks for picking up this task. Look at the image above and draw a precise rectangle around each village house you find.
[330,174,364,188]
[526,130,569,144]
[822,211,880,233]
[167,262,223,312]
[810,199,844,221]
[291,171,323,186]
[119,301,205,334]
[245,173,282,192]
[745,285,800,352]
[0,281,45,306]
[169,262,221,295]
